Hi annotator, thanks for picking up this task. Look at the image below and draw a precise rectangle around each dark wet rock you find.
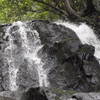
[31,21,81,52]
[20,87,48,100]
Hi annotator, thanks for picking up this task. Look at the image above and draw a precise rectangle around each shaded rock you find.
[20,87,48,100]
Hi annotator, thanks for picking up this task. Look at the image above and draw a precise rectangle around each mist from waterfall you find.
[5,21,49,91]
[56,21,100,61]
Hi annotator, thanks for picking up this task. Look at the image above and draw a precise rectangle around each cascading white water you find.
[56,21,100,61]
[5,23,19,91]
[5,21,49,91]
[16,21,49,87]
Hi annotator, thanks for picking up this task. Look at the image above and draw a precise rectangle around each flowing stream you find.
[5,21,49,91]
[56,21,100,61]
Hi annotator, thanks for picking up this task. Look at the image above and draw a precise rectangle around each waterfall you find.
[4,20,99,91]
[5,21,49,91]
[5,23,19,91]
[56,21,100,61]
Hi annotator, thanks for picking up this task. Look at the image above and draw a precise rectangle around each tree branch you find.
[63,0,80,17]
[33,0,68,19]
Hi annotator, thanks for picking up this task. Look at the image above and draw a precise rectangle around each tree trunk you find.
[63,0,80,18]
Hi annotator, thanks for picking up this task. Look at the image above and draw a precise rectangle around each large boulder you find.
[30,20,81,52]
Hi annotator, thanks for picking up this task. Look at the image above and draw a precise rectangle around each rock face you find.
[0,20,100,94]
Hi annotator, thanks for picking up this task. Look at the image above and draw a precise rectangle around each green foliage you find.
[0,0,59,23]
[0,0,90,23]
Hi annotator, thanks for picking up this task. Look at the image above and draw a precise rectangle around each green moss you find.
[51,88,77,95]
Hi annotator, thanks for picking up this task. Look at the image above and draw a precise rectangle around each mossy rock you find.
[48,88,77,100]
[51,88,77,95]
